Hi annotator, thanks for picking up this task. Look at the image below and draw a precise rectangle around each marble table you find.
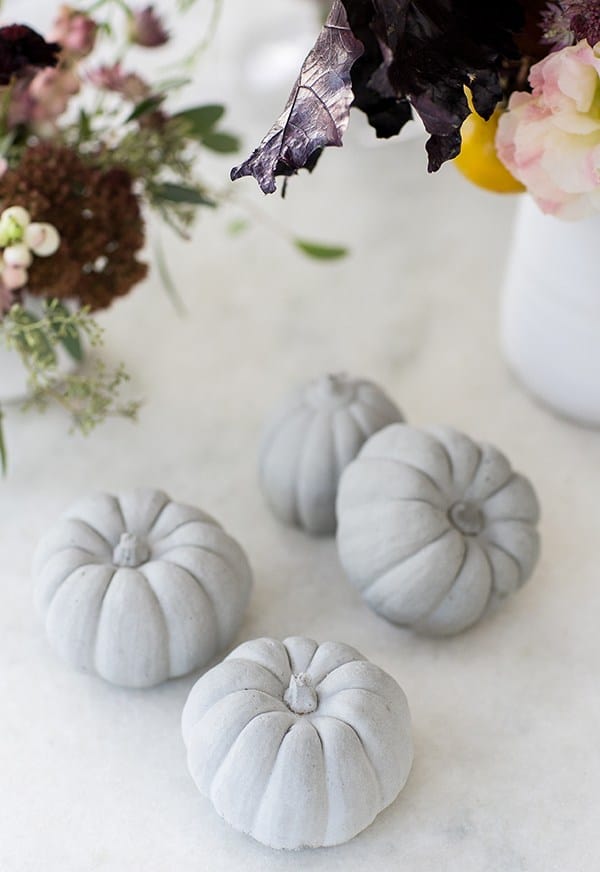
[1,2,599,870]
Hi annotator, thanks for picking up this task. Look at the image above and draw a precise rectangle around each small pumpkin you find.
[336,425,540,635]
[33,488,253,687]
[260,373,404,535]
[182,635,413,850]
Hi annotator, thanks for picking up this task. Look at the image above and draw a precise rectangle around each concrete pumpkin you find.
[182,636,413,850]
[336,425,541,635]
[260,373,404,535]
[33,488,253,687]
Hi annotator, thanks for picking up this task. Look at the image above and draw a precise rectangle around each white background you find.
[1,2,599,870]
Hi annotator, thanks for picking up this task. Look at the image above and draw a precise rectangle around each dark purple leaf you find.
[231,1,363,194]
[341,0,524,170]
[0,24,60,85]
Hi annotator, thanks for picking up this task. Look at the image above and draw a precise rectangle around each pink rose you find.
[497,40,600,220]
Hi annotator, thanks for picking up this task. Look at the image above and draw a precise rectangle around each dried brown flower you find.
[0,143,147,310]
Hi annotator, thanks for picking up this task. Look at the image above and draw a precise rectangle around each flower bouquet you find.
[233,1,600,424]
[0,1,245,468]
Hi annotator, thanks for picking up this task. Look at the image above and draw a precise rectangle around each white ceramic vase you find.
[501,195,600,427]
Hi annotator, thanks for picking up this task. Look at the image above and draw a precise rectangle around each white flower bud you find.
[2,265,28,291]
[3,243,33,269]
[25,222,60,257]
[0,206,31,229]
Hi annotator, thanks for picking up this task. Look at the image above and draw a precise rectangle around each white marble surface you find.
[1,2,600,870]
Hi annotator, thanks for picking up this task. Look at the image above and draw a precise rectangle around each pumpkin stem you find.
[113,532,150,568]
[448,501,484,537]
[284,672,318,715]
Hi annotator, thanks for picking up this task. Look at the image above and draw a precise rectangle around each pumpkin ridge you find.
[365,530,466,623]
[485,541,523,592]
[303,719,329,845]
[314,714,383,800]
[352,396,398,425]
[260,401,307,462]
[206,708,294,815]
[317,684,397,711]
[259,404,311,478]
[294,413,329,532]
[224,657,286,691]
[149,558,221,644]
[354,387,402,422]
[247,719,317,846]
[90,566,117,670]
[36,550,102,615]
[432,433,455,490]
[479,471,518,506]
[411,536,471,625]
[415,540,493,635]
[111,495,128,535]
[246,716,304,838]
[303,640,324,675]
[357,455,447,501]
[210,710,295,809]
[68,518,114,553]
[463,442,486,494]
[481,531,527,584]
[141,561,220,673]
[147,499,170,534]
[148,512,223,545]
[347,403,374,439]
[159,540,249,592]
[331,407,361,479]
[360,524,453,598]
[315,663,387,695]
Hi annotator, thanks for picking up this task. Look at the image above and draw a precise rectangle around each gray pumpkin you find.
[260,373,404,535]
[33,488,253,687]
[182,636,413,850]
[336,425,541,635]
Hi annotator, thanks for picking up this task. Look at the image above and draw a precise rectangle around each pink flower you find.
[129,5,169,48]
[48,5,97,58]
[8,67,80,128]
[87,63,150,101]
[497,40,600,220]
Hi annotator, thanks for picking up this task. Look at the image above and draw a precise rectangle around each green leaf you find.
[228,219,249,236]
[126,94,164,123]
[173,104,225,137]
[78,108,92,142]
[46,301,84,362]
[201,130,240,154]
[294,239,349,261]
[0,409,6,476]
[153,182,216,207]
[0,129,16,158]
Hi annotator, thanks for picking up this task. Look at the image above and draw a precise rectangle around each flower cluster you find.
[0,206,60,307]
[497,39,600,219]
[0,0,240,473]
[233,0,600,221]
[0,143,147,310]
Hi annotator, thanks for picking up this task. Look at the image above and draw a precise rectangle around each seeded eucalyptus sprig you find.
[0,300,140,473]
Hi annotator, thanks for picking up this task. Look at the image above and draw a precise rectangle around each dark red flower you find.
[0,24,60,85]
